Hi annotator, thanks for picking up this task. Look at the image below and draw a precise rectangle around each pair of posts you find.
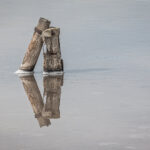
[19,17,63,73]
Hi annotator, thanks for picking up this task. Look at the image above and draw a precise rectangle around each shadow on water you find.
[65,68,112,74]
[19,74,63,128]
[33,68,112,75]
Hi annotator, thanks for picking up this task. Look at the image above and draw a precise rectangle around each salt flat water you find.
[0,0,150,149]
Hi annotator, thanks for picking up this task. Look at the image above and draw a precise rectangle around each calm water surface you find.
[0,0,150,149]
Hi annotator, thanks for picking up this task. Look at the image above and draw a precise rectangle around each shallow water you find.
[0,0,150,149]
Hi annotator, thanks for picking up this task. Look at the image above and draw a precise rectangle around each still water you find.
[0,0,150,149]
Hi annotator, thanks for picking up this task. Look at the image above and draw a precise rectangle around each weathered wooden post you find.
[19,75,50,127]
[42,27,63,73]
[42,75,63,119]
[19,18,50,72]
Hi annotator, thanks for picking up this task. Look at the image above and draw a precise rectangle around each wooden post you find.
[42,27,63,72]
[42,75,63,119]
[20,18,50,71]
[19,75,50,127]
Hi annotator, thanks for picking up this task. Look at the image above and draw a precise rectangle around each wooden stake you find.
[42,27,63,72]
[20,18,50,71]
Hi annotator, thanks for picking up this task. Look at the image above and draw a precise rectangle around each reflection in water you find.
[19,75,63,128]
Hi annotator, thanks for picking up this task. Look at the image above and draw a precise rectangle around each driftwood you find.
[20,18,50,71]
[42,27,63,72]
[20,75,50,127]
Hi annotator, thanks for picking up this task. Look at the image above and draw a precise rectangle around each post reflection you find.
[19,74,63,128]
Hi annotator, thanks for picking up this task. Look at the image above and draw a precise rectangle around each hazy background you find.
[0,0,150,149]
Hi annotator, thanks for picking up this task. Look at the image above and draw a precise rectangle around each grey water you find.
[0,0,150,149]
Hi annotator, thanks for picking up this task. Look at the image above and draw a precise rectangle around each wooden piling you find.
[42,75,63,118]
[20,18,50,71]
[42,27,63,72]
